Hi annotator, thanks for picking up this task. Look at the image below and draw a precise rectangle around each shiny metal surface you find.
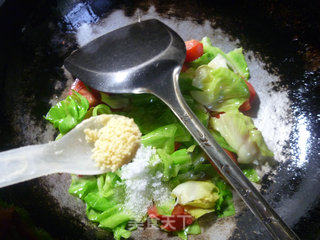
[65,19,185,94]
[64,19,299,240]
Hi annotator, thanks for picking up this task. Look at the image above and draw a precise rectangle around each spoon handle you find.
[153,71,299,240]
[0,144,56,188]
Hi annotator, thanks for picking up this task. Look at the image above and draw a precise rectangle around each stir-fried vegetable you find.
[242,167,261,183]
[239,81,256,111]
[172,181,219,218]
[70,79,100,107]
[45,35,273,240]
[148,205,194,231]
[45,91,89,135]
[210,110,273,163]
[69,173,135,240]
[226,47,250,80]
[185,40,204,62]
[191,67,250,112]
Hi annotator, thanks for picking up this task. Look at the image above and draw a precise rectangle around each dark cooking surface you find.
[0,0,319,239]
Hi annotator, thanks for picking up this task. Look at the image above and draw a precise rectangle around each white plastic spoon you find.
[0,115,107,188]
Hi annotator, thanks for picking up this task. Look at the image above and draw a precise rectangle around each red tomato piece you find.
[174,142,182,151]
[147,205,160,219]
[240,81,256,112]
[239,100,251,111]
[213,112,225,119]
[171,205,186,215]
[246,81,256,102]
[69,79,100,107]
[148,204,194,232]
[69,78,86,93]
[184,40,204,62]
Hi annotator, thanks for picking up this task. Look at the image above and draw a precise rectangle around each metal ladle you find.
[64,19,299,240]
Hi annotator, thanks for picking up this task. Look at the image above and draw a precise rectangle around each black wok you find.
[0,0,319,239]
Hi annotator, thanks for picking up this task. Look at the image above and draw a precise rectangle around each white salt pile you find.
[120,145,172,221]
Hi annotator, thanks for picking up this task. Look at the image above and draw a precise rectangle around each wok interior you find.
[0,0,319,239]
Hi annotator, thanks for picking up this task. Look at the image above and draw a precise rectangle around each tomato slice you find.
[246,81,256,102]
[213,112,225,119]
[174,142,182,151]
[147,205,160,219]
[239,100,251,111]
[69,79,86,93]
[184,40,204,62]
[148,204,194,232]
[240,81,256,112]
[69,79,100,107]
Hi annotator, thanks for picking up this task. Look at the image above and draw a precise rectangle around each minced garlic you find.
[84,114,141,171]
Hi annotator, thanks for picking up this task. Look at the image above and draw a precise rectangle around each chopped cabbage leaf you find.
[242,167,261,183]
[172,181,219,218]
[189,52,215,68]
[213,177,235,218]
[155,197,176,216]
[183,206,214,219]
[210,111,274,163]
[69,175,97,200]
[120,94,192,143]
[156,148,191,181]
[209,129,236,153]
[44,91,89,135]
[167,150,217,189]
[92,104,112,116]
[177,221,201,240]
[191,66,250,112]
[183,94,209,127]
[201,37,225,60]
[201,37,249,80]
[187,37,226,68]
[226,48,250,80]
[141,124,177,154]
[208,54,228,70]
[69,173,134,238]
[172,181,219,208]
[114,223,131,240]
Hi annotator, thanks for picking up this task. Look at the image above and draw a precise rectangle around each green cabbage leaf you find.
[69,173,134,240]
[200,37,249,79]
[210,111,274,163]
[191,66,250,112]
[213,177,235,218]
[44,91,89,135]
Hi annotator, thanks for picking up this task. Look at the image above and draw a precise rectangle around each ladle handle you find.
[152,70,300,240]
[0,144,55,188]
